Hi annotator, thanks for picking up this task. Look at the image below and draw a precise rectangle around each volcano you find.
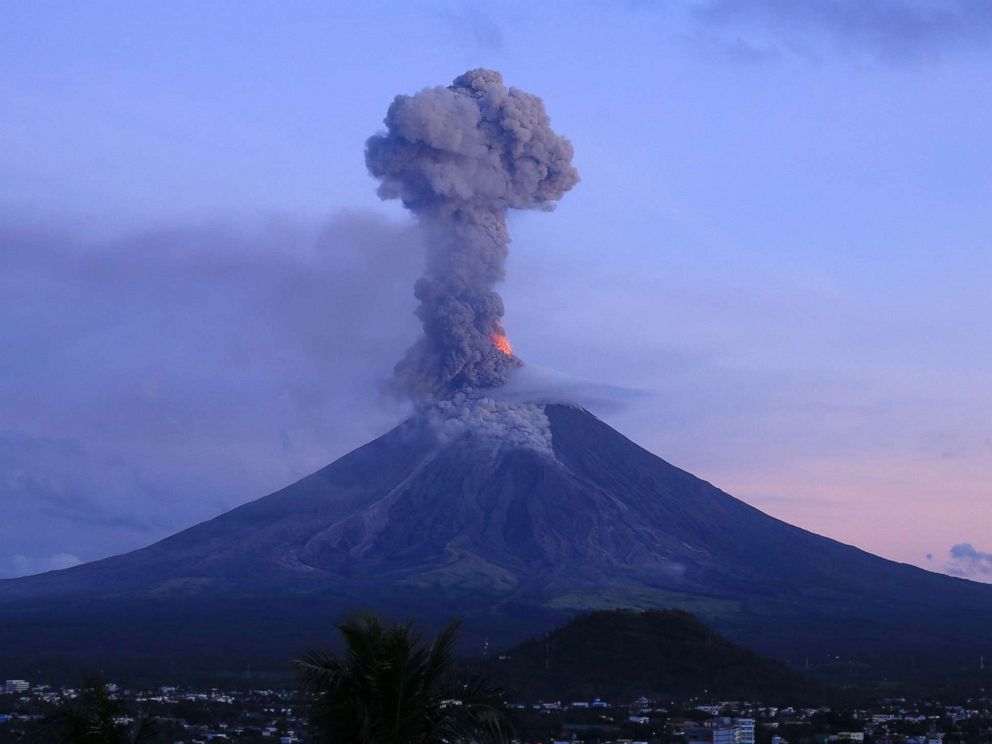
[2,402,991,678]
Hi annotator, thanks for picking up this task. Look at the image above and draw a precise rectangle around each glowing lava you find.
[491,330,513,356]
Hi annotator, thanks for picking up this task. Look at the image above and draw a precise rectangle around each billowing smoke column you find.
[366,69,579,398]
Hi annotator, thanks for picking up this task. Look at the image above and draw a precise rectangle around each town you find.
[3,678,992,744]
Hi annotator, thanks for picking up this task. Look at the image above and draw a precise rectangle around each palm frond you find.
[297,614,510,744]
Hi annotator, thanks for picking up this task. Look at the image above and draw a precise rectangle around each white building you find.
[734,717,756,744]
[4,680,29,694]
[713,726,737,744]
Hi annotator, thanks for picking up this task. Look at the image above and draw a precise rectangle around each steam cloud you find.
[366,69,579,398]
[424,395,553,457]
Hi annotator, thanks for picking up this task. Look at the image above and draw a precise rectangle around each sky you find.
[1,0,989,581]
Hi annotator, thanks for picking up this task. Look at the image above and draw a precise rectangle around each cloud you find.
[3,553,82,579]
[491,363,650,414]
[0,433,165,532]
[946,543,992,580]
[434,4,504,51]
[0,210,424,567]
[690,0,992,62]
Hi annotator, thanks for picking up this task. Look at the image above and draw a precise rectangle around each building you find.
[686,718,754,744]
[714,726,737,744]
[3,680,29,694]
[735,718,756,744]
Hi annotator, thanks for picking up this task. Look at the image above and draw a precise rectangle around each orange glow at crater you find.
[491,330,513,356]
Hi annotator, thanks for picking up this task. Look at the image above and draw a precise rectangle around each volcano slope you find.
[2,402,991,678]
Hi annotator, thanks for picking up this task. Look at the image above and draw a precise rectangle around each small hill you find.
[490,609,818,703]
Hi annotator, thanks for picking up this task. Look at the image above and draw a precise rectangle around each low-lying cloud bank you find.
[691,0,992,62]
[0,210,423,576]
[944,543,992,581]
[2,553,81,579]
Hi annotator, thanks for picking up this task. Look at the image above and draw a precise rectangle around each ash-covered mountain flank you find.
[2,400,992,677]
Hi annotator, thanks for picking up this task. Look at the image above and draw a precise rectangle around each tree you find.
[296,614,511,743]
[50,674,154,744]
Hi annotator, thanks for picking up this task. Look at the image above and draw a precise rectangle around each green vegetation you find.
[49,674,154,743]
[296,614,510,743]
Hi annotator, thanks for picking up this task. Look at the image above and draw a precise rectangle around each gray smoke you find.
[424,394,553,457]
[366,69,579,398]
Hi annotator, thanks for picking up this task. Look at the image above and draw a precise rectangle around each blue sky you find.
[1,1,990,579]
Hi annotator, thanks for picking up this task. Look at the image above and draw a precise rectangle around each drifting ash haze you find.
[366,68,579,400]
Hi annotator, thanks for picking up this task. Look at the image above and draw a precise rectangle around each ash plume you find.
[366,69,579,398]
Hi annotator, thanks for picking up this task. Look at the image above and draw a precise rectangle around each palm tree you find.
[50,674,154,744]
[296,614,511,743]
